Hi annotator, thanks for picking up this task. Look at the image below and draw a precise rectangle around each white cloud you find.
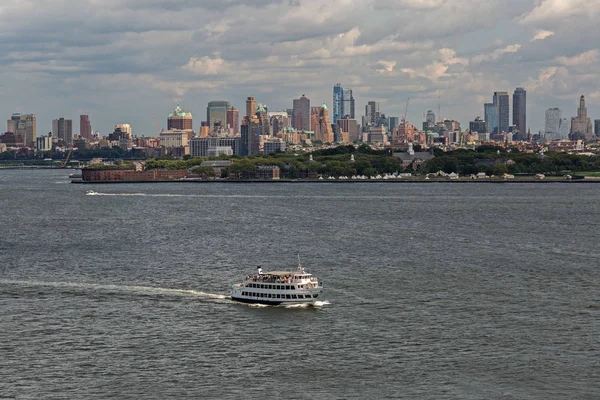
[519,0,600,24]
[531,29,554,41]
[472,44,521,64]
[556,49,599,66]
[182,55,227,75]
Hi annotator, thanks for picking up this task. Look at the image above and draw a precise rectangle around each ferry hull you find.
[231,296,317,306]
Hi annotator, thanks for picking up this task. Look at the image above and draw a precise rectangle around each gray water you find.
[0,170,599,399]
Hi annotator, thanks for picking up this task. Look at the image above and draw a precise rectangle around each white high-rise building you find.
[115,124,132,137]
[558,118,571,140]
[545,108,561,139]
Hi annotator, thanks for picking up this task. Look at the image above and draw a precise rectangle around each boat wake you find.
[0,279,229,301]
[241,300,330,309]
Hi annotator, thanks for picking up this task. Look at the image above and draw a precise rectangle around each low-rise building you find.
[256,165,280,179]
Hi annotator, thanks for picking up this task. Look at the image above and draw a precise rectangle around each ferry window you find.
[286,295,291,299]
[268,294,271,298]
[313,294,319,298]
[268,285,272,289]
[297,295,304,299]
[292,295,297,299]
[275,285,279,290]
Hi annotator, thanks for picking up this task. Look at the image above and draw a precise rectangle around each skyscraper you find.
[318,104,333,143]
[571,95,593,139]
[337,117,359,143]
[227,107,239,136]
[333,84,343,123]
[207,101,231,131]
[246,96,256,119]
[365,101,379,127]
[293,94,310,131]
[240,115,260,156]
[53,118,73,145]
[80,115,91,139]
[513,87,526,135]
[494,92,509,133]
[484,103,498,134]
[595,120,600,137]
[333,84,355,123]
[168,104,193,131]
[559,118,571,139]
[426,110,436,127]
[545,108,561,139]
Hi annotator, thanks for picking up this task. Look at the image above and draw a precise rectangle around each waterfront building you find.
[168,104,193,131]
[513,88,526,135]
[493,91,509,133]
[545,108,561,139]
[484,103,498,134]
[0,131,26,147]
[207,101,231,131]
[469,117,487,133]
[8,113,36,147]
[227,107,239,136]
[36,134,53,152]
[570,95,593,139]
[53,118,73,146]
[189,136,240,157]
[263,139,286,154]
[293,94,311,131]
[80,115,91,139]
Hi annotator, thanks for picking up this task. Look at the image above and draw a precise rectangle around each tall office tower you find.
[595,120,600,137]
[545,108,561,139]
[333,84,343,123]
[293,94,311,131]
[207,101,231,131]
[558,118,571,139]
[388,117,399,131]
[513,87,527,135]
[240,115,260,156]
[318,104,334,143]
[168,104,193,131]
[256,106,269,136]
[484,103,498,134]
[80,115,91,139]
[364,101,380,127]
[337,117,359,143]
[426,110,436,127]
[310,106,322,139]
[53,118,73,145]
[8,113,36,147]
[227,107,239,135]
[343,87,355,119]
[333,84,356,123]
[246,96,256,119]
[571,95,593,139]
[286,108,294,128]
[493,91,509,133]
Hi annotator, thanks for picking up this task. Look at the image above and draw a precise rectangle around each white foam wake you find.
[0,279,229,300]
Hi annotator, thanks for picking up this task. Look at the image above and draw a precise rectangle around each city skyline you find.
[1,1,599,135]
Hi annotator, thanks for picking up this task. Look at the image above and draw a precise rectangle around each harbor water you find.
[0,170,599,399]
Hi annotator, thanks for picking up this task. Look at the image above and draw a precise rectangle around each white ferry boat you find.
[231,261,323,305]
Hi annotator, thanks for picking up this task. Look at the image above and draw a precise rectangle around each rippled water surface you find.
[1,170,599,399]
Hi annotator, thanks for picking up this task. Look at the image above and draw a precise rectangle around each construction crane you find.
[402,98,410,123]
[60,147,73,168]
[153,114,161,134]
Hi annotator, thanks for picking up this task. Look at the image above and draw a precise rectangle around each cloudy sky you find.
[1,0,598,136]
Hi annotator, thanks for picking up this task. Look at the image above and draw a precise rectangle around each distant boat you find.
[231,260,323,305]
